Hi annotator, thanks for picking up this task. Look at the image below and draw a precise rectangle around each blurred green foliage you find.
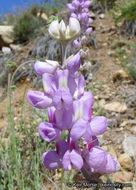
[112,0,136,22]
[121,48,136,81]
[13,6,47,43]
[95,0,117,10]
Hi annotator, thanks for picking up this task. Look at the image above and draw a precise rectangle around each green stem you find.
[60,168,64,190]
[61,43,67,66]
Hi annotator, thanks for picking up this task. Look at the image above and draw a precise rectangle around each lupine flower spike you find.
[27,2,120,183]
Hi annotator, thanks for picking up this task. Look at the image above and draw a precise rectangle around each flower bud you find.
[48,20,60,40]
[72,39,81,48]
[68,18,80,40]
[67,3,75,12]
[67,52,81,73]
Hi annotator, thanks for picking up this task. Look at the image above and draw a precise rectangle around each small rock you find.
[10,44,22,52]
[120,120,128,127]
[113,171,134,183]
[99,14,105,19]
[104,102,127,113]
[113,69,129,82]
[99,99,106,107]
[118,154,133,171]
[131,126,136,135]
[2,47,11,54]
[0,25,14,47]
[128,120,136,125]
[107,118,118,128]
[87,73,93,82]
[0,121,7,129]
[107,50,114,56]
[82,60,92,71]
[89,12,96,19]
[122,134,136,158]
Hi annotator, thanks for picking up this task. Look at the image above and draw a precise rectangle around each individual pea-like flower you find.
[82,145,121,174]
[27,91,52,109]
[38,122,61,142]
[48,18,80,42]
[42,140,69,170]
[34,60,59,76]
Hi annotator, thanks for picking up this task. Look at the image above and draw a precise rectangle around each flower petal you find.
[70,150,83,170]
[70,119,91,140]
[34,60,58,76]
[69,18,80,38]
[48,106,56,124]
[102,154,120,173]
[52,88,73,110]
[27,90,52,109]
[85,146,107,170]
[62,150,83,171]
[67,3,75,12]
[67,52,81,73]
[85,27,93,35]
[56,140,69,158]
[73,91,93,122]
[73,76,85,99]
[42,73,56,95]
[62,150,72,170]
[48,20,60,40]
[55,108,73,130]
[42,151,61,170]
[90,116,107,136]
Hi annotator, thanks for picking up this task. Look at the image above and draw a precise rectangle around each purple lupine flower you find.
[81,139,120,174]
[34,60,59,76]
[27,91,52,109]
[42,151,62,170]
[62,149,83,170]
[42,140,69,170]
[38,122,61,142]
[62,140,83,170]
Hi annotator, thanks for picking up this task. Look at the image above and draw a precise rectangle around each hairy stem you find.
[61,42,67,66]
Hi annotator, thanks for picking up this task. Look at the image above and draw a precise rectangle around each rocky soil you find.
[0,11,136,190]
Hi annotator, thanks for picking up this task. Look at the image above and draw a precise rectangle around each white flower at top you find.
[48,18,80,42]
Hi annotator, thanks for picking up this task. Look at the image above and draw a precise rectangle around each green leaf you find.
[10,85,16,89]
[7,62,16,68]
